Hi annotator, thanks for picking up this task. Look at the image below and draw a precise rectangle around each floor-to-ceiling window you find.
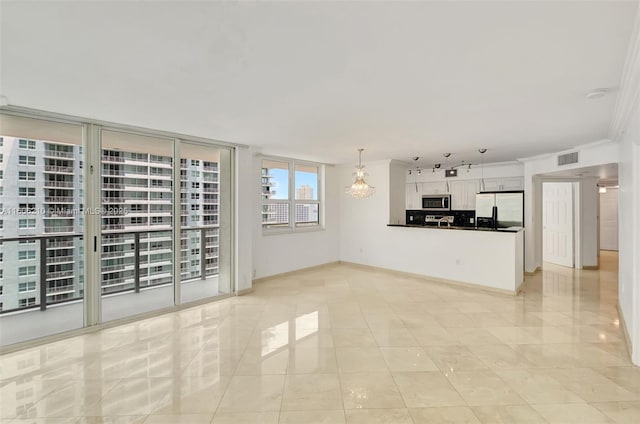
[0,114,85,345]
[0,111,236,348]
[99,129,175,322]
[179,142,232,303]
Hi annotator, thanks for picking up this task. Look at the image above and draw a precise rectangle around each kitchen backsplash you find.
[406,210,476,227]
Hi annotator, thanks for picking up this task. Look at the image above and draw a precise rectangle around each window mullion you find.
[289,160,295,230]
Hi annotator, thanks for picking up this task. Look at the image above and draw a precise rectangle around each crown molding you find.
[609,3,640,141]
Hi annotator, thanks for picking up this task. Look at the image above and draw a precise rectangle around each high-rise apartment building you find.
[296,184,314,200]
[0,136,220,312]
[261,166,289,227]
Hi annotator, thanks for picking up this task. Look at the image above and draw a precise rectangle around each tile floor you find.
[1,251,638,423]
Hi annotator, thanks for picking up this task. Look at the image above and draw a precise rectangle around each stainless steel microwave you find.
[421,194,451,211]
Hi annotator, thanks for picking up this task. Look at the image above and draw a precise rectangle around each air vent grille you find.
[558,152,579,166]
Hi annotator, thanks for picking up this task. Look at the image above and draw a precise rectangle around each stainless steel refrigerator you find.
[475,191,524,229]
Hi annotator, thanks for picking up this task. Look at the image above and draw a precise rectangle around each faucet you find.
[438,217,451,227]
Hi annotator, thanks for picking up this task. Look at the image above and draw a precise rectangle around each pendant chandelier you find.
[345,148,375,199]
[479,148,487,192]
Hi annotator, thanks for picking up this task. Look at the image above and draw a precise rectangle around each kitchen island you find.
[381,224,524,294]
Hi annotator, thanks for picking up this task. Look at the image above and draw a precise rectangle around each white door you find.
[599,188,618,251]
[543,182,574,267]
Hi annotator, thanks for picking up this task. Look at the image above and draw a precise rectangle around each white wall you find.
[338,160,391,264]
[617,101,640,365]
[580,177,599,267]
[236,146,254,291]
[599,188,619,251]
[251,156,340,279]
[609,0,640,367]
[389,160,407,225]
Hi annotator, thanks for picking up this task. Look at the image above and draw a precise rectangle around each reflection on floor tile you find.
[532,403,615,423]
[1,252,633,422]
[409,406,481,424]
[279,410,345,424]
[344,408,414,424]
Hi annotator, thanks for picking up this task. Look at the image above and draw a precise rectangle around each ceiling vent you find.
[557,152,579,166]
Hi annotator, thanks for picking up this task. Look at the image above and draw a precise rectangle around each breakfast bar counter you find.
[379,225,525,294]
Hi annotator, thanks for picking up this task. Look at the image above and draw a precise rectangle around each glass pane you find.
[262,203,289,229]
[295,164,318,201]
[179,142,231,302]
[0,118,85,347]
[100,130,174,322]
[295,203,319,226]
[262,160,289,200]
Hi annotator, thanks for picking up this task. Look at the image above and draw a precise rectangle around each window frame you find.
[260,156,324,234]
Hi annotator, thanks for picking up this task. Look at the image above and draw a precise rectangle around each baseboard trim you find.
[524,266,541,276]
[338,261,518,297]
[252,261,341,285]
[582,265,599,270]
[236,287,254,296]
[616,301,633,362]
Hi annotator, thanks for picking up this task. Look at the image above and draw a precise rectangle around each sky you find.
[270,169,317,200]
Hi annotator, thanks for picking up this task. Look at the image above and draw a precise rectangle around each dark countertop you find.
[387,224,524,233]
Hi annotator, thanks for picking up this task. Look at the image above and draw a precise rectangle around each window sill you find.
[262,226,325,236]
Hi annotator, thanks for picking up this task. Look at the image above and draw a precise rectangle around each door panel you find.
[543,182,574,267]
[179,142,232,303]
[100,130,175,322]
[0,114,85,346]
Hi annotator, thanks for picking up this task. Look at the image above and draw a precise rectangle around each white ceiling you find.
[1,1,637,165]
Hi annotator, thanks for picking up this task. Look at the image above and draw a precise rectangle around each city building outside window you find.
[18,139,36,149]
[19,155,36,165]
[261,157,322,232]
[18,250,36,260]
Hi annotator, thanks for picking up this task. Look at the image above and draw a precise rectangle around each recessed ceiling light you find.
[585,88,609,99]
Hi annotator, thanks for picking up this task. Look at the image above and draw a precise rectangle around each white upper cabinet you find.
[449,180,466,210]
[482,177,524,192]
[501,177,524,191]
[405,175,523,209]
[422,181,447,195]
[449,179,480,210]
[406,182,423,209]
[464,179,480,209]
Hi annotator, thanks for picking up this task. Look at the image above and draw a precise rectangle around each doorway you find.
[543,182,575,267]
[599,186,619,251]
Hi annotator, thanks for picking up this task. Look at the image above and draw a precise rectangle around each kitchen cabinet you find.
[450,179,480,210]
[422,181,447,195]
[482,177,524,192]
[406,182,423,209]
